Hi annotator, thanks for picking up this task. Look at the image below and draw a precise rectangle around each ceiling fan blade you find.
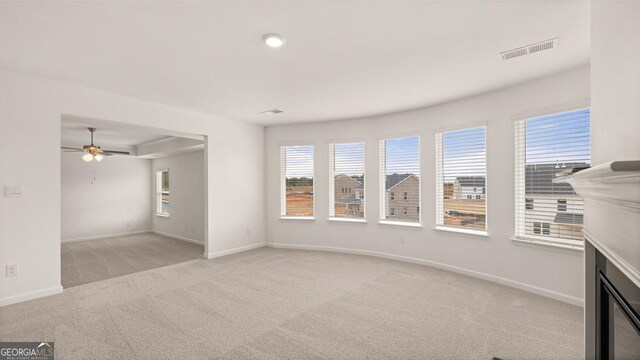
[61,147,84,152]
[102,150,130,155]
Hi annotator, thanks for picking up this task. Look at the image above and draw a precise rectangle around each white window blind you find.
[329,142,365,219]
[280,145,314,217]
[515,109,590,246]
[435,126,487,231]
[379,135,420,223]
[156,169,169,216]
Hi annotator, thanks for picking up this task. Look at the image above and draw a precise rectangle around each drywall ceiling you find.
[61,116,204,158]
[61,117,171,147]
[0,2,590,125]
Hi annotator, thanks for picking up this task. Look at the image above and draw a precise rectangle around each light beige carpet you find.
[1,247,583,359]
[61,233,203,288]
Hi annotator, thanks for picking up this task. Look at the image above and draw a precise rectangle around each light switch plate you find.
[4,185,23,197]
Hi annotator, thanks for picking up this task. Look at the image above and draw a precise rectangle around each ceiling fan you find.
[61,127,130,162]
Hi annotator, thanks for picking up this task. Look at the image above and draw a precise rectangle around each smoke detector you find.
[260,108,283,115]
[500,38,559,60]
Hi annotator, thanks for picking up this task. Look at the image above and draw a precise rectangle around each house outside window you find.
[515,108,590,246]
[380,136,420,224]
[557,199,567,212]
[525,198,534,210]
[435,126,487,231]
[329,142,365,219]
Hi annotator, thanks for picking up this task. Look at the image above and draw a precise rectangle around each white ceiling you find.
[0,2,590,126]
[61,116,171,148]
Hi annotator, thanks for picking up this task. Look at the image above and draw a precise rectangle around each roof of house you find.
[454,176,485,187]
[386,173,418,190]
[334,174,364,190]
[525,163,587,195]
[554,212,584,225]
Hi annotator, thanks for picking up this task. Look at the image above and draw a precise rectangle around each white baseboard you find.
[152,231,204,246]
[205,242,267,259]
[268,242,583,307]
[62,230,152,243]
[0,285,63,307]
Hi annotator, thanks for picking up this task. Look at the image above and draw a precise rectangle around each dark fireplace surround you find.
[556,160,640,360]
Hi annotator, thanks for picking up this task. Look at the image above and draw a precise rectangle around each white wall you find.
[266,66,590,305]
[61,153,152,241]
[152,151,205,244]
[591,1,640,165]
[0,69,265,306]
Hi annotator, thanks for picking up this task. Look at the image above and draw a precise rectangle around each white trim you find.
[155,213,170,218]
[152,231,204,245]
[378,220,422,228]
[510,237,584,254]
[0,285,63,307]
[434,226,489,238]
[205,242,267,259]
[268,243,583,306]
[328,217,367,223]
[61,230,152,243]
[434,132,444,225]
[280,216,315,221]
[585,231,640,289]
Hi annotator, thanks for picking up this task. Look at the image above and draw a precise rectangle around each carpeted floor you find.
[61,233,203,288]
[1,247,583,359]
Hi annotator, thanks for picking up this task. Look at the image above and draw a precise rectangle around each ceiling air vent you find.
[500,38,559,61]
[260,108,283,114]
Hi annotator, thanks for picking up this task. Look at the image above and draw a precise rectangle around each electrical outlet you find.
[246,229,251,236]
[6,264,18,277]
[399,236,405,245]
[126,221,131,227]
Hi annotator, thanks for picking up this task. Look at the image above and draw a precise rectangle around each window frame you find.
[155,169,170,217]
[280,144,316,220]
[328,141,366,222]
[378,133,422,227]
[513,106,590,250]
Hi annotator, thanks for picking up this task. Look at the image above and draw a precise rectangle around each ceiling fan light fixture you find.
[82,153,94,162]
[94,154,104,162]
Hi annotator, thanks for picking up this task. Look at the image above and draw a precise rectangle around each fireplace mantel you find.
[556,160,640,288]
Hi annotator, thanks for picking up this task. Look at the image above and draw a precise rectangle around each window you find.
[281,145,314,217]
[435,126,487,231]
[525,198,534,210]
[380,135,420,223]
[557,199,567,212]
[156,169,169,216]
[329,142,365,219]
[390,208,395,216]
[515,109,590,245]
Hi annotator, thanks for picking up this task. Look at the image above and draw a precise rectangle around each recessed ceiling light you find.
[263,33,285,48]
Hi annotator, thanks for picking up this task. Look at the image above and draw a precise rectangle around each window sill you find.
[434,226,489,238]
[510,236,584,254]
[377,220,422,228]
[280,216,315,221]
[328,217,367,224]
[156,213,170,218]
